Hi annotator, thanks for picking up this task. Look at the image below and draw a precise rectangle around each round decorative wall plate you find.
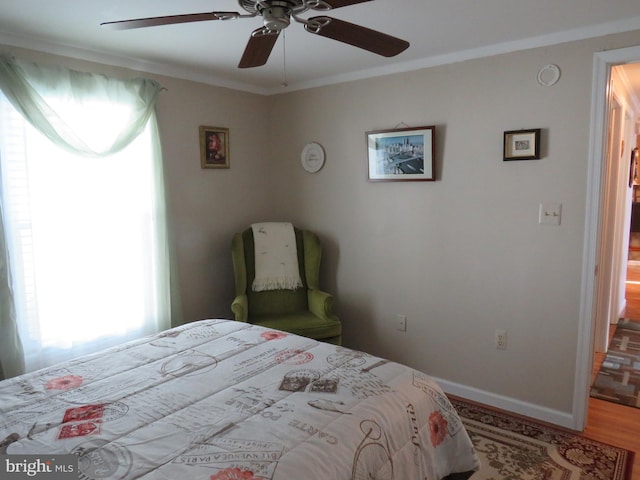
[301,142,325,173]
[537,64,561,87]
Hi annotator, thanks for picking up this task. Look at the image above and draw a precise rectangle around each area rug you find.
[591,318,640,408]
[449,397,634,480]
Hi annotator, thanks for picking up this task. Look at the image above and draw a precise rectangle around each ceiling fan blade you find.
[305,16,409,57]
[238,28,280,68]
[101,12,240,30]
[319,0,374,9]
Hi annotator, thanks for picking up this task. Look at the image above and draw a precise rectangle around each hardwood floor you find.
[584,262,640,480]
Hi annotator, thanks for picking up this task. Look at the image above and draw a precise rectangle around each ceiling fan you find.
[101,0,410,68]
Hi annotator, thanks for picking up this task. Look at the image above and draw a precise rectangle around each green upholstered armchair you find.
[231,226,342,345]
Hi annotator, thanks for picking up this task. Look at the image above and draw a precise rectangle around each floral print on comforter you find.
[0,319,479,480]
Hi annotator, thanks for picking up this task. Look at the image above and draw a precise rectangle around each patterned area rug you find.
[450,398,634,480]
[591,318,640,407]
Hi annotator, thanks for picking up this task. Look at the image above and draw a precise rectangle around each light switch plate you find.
[539,203,562,226]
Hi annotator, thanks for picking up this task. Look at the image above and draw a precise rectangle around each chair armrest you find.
[308,289,335,320]
[231,294,249,322]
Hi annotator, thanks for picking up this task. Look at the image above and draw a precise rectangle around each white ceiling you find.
[1,0,640,95]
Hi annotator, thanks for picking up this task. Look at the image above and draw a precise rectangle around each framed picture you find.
[200,126,229,169]
[503,129,541,161]
[366,126,435,181]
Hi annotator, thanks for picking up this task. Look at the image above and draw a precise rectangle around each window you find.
[0,88,170,372]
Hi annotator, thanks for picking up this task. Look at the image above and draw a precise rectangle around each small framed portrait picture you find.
[503,129,541,161]
[200,126,229,169]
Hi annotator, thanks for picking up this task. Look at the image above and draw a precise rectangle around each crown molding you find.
[2,15,640,96]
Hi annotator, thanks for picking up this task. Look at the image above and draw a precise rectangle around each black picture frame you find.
[366,126,435,181]
[503,129,541,161]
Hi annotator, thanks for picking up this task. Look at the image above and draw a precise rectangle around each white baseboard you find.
[434,376,578,430]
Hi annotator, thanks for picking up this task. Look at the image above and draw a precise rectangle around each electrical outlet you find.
[495,329,507,350]
[396,314,407,332]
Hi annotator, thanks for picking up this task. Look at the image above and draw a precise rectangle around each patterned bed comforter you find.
[0,319,479,480]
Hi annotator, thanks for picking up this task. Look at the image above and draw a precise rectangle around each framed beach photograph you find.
[503,128,541,161]
[200,126,229,169]
[366,126,435,181]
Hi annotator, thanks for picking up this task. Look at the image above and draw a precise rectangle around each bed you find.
[0,319,479,480]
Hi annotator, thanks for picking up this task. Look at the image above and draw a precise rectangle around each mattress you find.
[0,319,479,480]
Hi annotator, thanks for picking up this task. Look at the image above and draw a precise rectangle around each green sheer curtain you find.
[0,189,24,380]
[0,55,160,157]
[0,54,174,378]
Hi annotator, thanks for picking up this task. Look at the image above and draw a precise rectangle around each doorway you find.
[594,65,640,353]
[578,46,640,431]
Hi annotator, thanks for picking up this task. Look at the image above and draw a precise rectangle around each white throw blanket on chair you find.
[251,222,303,292]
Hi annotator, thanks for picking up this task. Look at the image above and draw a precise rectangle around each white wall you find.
[266,31,640,422]
[5,29,640,427]
[153,75,273,323]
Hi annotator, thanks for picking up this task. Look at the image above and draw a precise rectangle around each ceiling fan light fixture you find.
[261,6,291,31]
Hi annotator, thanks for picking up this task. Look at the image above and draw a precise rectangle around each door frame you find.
[576,45,640,430]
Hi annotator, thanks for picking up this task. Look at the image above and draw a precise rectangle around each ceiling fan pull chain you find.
[281,30,289,87]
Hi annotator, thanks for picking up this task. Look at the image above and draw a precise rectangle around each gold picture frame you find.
[200,126,229,169]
